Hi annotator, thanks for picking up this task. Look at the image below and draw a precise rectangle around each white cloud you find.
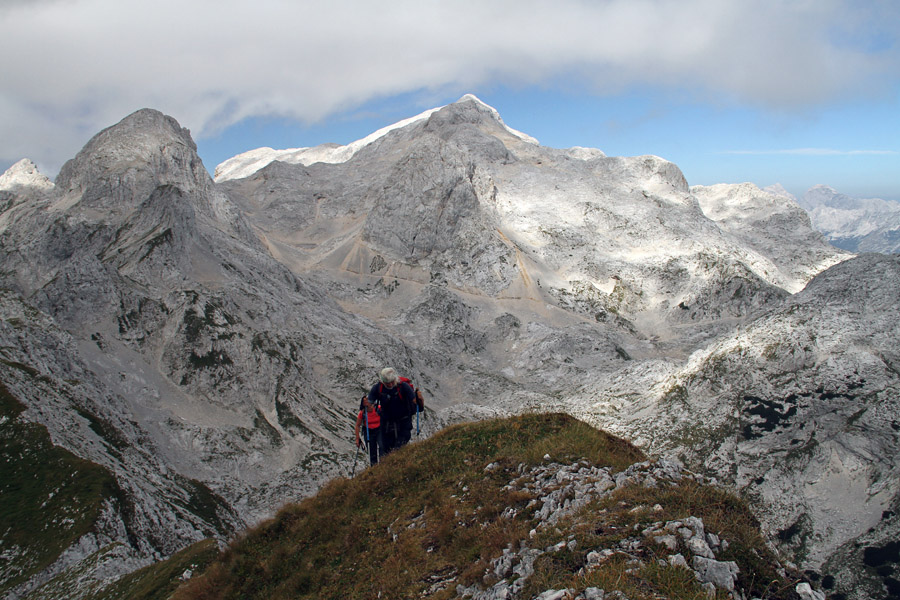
[1,0,898,173]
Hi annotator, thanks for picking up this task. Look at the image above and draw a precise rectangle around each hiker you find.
[367,367,424,453]
[355,396,383,466]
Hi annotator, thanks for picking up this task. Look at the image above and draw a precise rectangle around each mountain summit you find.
[0,158,54,192]
[213,94,537,182]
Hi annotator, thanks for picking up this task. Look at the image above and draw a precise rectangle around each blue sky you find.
[2,0,899,201]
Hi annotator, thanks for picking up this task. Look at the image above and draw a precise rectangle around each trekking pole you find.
[352,442,361,476]
[363,397,373,465]
[416,405,420,437]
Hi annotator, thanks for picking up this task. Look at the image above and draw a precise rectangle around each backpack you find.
[401,377,426,411]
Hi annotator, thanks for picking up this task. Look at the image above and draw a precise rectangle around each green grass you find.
[168,413,800,600]
[172,476,237,538]
[0,381,119,596]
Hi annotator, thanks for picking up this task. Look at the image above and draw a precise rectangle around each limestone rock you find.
[0,158,54,192]
[692,556,739,591]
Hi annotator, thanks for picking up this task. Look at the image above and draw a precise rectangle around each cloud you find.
[1,0,898,173]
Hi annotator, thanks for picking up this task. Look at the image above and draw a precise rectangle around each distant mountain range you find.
[770,184,900,253]
[1,95,896,599]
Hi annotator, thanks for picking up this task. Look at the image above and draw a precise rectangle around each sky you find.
[1,0,899,201]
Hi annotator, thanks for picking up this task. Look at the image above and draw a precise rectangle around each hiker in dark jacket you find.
[367,367,419,452]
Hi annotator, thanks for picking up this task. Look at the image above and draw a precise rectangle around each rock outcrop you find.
[693,182,851,293]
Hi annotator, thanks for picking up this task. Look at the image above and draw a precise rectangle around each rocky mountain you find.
[218,96,845,361]
[796,184,900,253]
[0,109,433,598]
[692,183,847,293]
[0,94,887,598]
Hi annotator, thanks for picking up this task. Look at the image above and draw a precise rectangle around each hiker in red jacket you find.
[367,367,423,453]
[355,396,383,466]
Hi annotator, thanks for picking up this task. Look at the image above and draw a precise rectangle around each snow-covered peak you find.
[214,94,539,182]
[0,158,54,192]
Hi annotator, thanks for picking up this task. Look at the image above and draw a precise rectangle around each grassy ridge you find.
[175,413,641,599]
[171,413,800,600]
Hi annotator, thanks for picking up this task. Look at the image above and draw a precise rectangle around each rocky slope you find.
[692,183,850,293]
[0,95,878,598]
[553,253,900,599]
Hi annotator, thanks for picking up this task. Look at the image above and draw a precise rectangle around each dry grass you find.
[171,413,798,600]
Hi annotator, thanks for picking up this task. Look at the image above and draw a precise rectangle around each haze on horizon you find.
[1,0,898,201]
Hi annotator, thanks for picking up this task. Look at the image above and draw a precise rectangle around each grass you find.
[0,381,119,597]
[168,413,799,600]
[172,413,642,600]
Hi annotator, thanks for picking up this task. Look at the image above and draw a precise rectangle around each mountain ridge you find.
[212,94,539,183]
[171,414,812,600]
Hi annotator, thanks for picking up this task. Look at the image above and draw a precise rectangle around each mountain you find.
[0,109,430,598]
[0,94,882,598]
[219,96,845,359]
[798,185,900,253]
